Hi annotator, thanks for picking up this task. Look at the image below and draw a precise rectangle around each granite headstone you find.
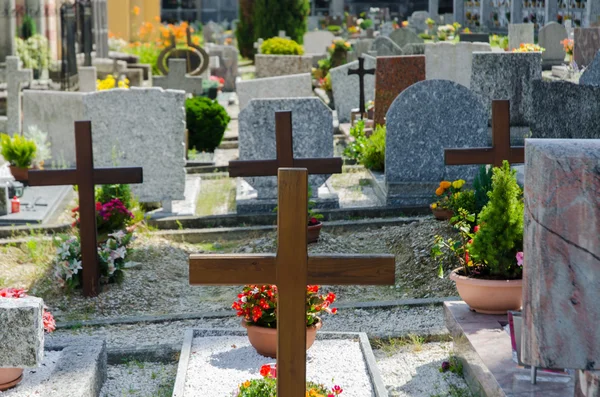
[408,11,431,33]
[330,55,377,123]
[379,22,395,37]
[459,33,489,43]
[0,296,44,367]
[426,42,492,88]
[254,54,313,78]
[5,56,33,135]
[538,22,567,69]
[574,28,600,68]
[389,28,425,49]
[353,39,375,58]
[153,59,204,96]
[236,73,313,110]
[371,36,403,56]
[580,49,600,86]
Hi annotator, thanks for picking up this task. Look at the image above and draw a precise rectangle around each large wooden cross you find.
[28,121,143,297]
[189,168,395,397]
[348,56,375,120]
[228,111,343,177]
[444,100,525,167]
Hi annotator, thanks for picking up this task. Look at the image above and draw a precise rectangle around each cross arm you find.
[189,254,277,285]
[307,254,395,285]
[444,148,525,166]
[27,167,143,186]
[28,169,77,186]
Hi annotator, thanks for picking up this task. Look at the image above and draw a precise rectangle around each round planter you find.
[450,269,523,314]
[431,208,454,221]
[9,166,29,182]
[242,320,322,358]
[307,222,323,244]
[0,368,24,391]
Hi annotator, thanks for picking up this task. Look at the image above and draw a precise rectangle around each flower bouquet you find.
[430,179,466,220]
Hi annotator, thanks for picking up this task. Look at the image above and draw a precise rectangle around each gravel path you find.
[100,362,177,397]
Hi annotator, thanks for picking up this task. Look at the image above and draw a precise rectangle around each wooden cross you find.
[189,168,395,397]
[228,111,343,177]
[444,100,525,168]
[28,121,143,298]
[348,56,375,120]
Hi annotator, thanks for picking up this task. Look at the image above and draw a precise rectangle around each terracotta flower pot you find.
[307,222,323,244]
[450,269,523,314]
[0,368,24,391]
[432,208,454,221]
[9,166,29,182]
[242,320,323,358]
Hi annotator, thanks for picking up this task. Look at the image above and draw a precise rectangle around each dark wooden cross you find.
[444,100,525,167]
[228,111,343,177]
[28,121,143,297]
[348,56,375,120]
[189,168,395,397]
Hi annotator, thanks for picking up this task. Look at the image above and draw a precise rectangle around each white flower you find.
[241,296,247,303]
[70,260,82,274]
[109,230,126,241]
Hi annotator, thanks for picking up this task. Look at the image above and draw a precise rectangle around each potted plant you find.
[307,190,324,244]
[0,288,55,391]
[0,134,37,182]
[430,179,467,220]
[328,38,352,68]
[232,285,337,358]
[432,161,523,314]
[234,364,344,396]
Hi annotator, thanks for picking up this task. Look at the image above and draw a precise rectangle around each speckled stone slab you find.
[0,297,44,368]
[471,52,542,126]
[237,73,313,110]
[353,39,374,58]
[371,36,403,56]
[374,56,425,126]
[574,28,600,68]
[530,80,600,139]
[238,97,334,199]
[508,23,535,51]
[539,22,567,67]
[303,30,336,54]
[254,54,313,78]
[522,139,600,370]
[426,42,491,88]
[389,29,424,49]
[579,50,600,87]
[330,55,376,123]
[384,79,488,206]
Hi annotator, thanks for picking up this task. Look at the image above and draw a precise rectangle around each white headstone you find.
[303,31,336,54]
[79,66,98,92]
[425,42,492,88]
[0,0,16,62]
[508,23,535,51]
[539,22,568,67]
[5,56,33,135]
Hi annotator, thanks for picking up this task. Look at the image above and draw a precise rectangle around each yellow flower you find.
[132,6,140,16]
[435,187,445,196]
[242,381,251,388]
[402,20,409,27]
[431,203,438,209]
[452,179,465,189]
[440,181,451,189]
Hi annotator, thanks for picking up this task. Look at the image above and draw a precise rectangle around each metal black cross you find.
[348,56,375,120]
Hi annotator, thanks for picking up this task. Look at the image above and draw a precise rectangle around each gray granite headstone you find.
[237,73,313,110]
[530,80,600,139]
[539,22,567,69]
[0,296,44,367]
[371,36,403,56]
[574,28,600,68]
[389,28,424,49]
[402,43,426,55]
[6,56,33,135]
[353,39,374,58]
[303,31,336,54]
[379,22,395,37]
[330,55,376,123]
[254,54,313,78]
[508,23,535,51]
[580,50,600,86]
[153,59,204,95]
[384,79,488,206]
[470,52,542,126]
[238,98,333,199]
[79,66,97,92]
[206,44,239,92]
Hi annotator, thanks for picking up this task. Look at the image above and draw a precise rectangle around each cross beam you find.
[28,121,143,297]
[348,56,375,120]
[228,111,343,177]
[189,168,395,397]
[444,100,525,168]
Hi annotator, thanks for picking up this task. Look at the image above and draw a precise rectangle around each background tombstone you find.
[565,20,574,39]
[237,97,337,212]
[471,52,542,127]
[78,66,97,92]
[330,55,376,123]
[237,73,313,110]
[425,42,491,88]
[408,11,430,33]
[538,22,567,70]
[574,28,600,68]
[0,296,44,368]
[459,33,490,43]
[374,55,426,126]
[303,31,335,54]
[521,139,600,384]
[5,56,33,135]
[353,39,375,58]
[379,22,394,37]
[371,36,403,56]
[206,44,239,92]
[389,28,424,49]
[579,50,600,86]
[0,0,16,63]
[453,0,464,25]
[384,79,488,206]
[508,23,535,51]
[153,58,204,96]
[92,0,109,58]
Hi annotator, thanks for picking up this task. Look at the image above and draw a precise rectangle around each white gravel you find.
[185,336,374,397]
[100,362,177,397]
[0,351,62,396]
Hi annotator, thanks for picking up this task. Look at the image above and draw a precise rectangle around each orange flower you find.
[435,187,445,196]
[154,16,161,22]
[132,6,140,16]
[440,181,451,189]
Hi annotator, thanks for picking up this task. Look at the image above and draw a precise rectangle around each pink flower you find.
[516,252,524,267]
[43,310,56,333]
[331,385,343,395]
[474,225,480,233]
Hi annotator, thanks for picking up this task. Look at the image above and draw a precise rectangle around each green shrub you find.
[359,19,373,30]
[185,97,230,153]
[473,165,494,214]
[449,189,476,215]
[469,161,523,279]
[418,33,433,40]
[260,37,304,55]
[96,184,133,210]
[252,0,309,45]
[16,34,51,70]
[343,122,385,171]
[0,133,37,168]
[327,25,342,32]
[21,15,37,40]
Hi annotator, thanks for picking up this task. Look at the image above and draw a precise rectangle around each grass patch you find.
[196,241,240,252]
[195,178,236,216]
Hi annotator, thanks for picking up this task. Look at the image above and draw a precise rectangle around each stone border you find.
[171,329,388,397]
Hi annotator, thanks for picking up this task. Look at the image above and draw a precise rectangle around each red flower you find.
[474,225,480,233]
[252,306,263,322]
[465,251,470,263]
[43,311,56,333]
[96,202,102,211]
[331,308,338,314]
[307,285,319,293]
[260,364,277,378]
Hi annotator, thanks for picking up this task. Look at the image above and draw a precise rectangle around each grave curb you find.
[171,329,389,397]
[55,296,460,330]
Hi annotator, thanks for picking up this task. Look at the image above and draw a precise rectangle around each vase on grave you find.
[450,269,523,314]
[242,320,323,358]
[307,221,322,244]
[431,207,454,221]
[8,166,29,183]
[0,368,24,391]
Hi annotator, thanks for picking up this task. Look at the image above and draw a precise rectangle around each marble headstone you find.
[574,28,600,68]
[303,31,335,54]
[384,79,488,206]
[371,36,403,56]
[522,139,600,370]
[330,55,377,123]
[508,23,535,51]
[530,80,600,139]
[580,50,600,86]
[0,296,44,367]
[374,55,426,126]
[538,22,567,69]
[237,73,313,110]
[238,98,334,199]
[153,59,204,96]
[426,42,492,88]
[470,52,542,126]
[389,28,424,49]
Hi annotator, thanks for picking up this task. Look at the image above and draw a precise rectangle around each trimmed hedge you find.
[186,97,230,153]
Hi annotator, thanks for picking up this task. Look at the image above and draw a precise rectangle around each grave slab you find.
[236,73,313,110]
[445,301,574,397]
[331,55,376,123]
[172,329,387,397]
[0,185,72,225]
